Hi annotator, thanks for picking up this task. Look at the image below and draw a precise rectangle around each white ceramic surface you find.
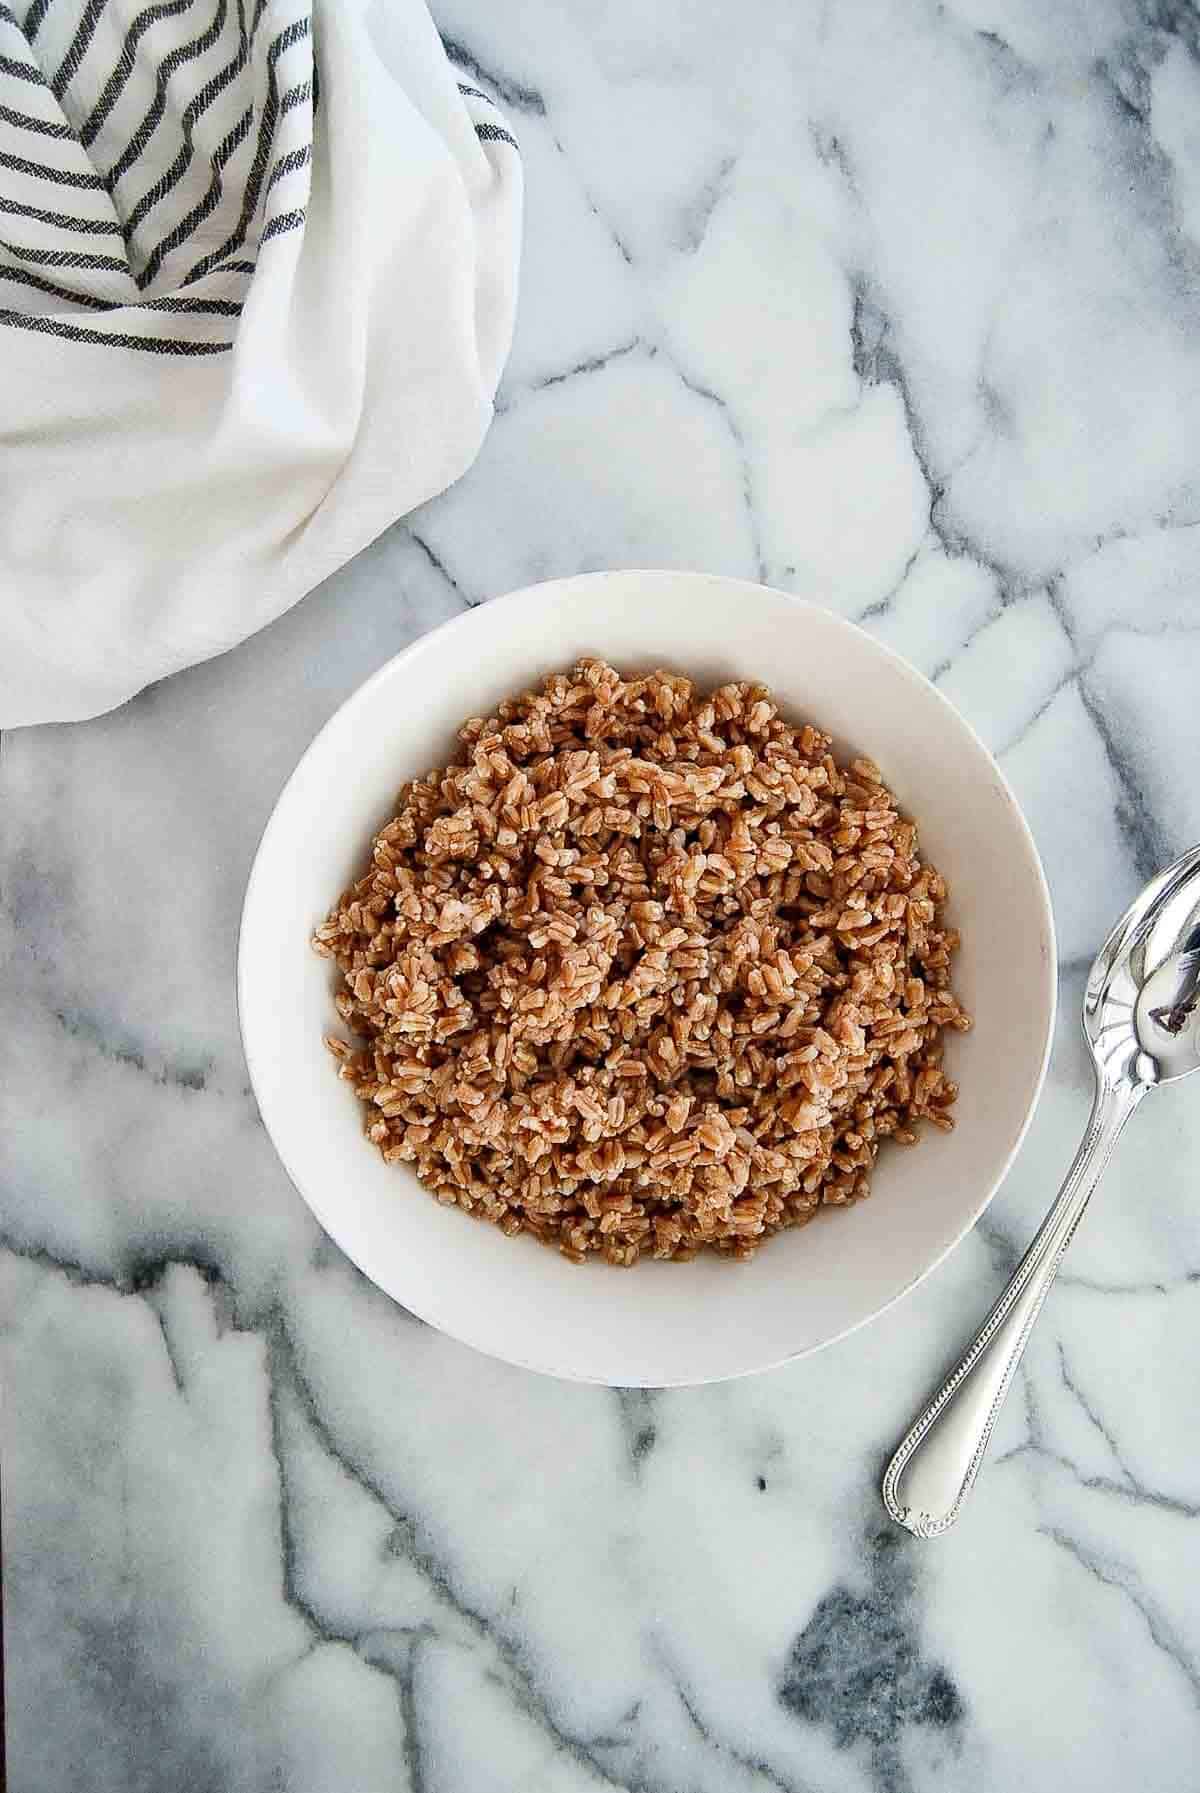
[239,569,1056,1385]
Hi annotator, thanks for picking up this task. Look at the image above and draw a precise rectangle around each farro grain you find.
[313,659,970,1264]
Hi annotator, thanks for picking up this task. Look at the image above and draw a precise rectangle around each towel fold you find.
[0,0,522,725]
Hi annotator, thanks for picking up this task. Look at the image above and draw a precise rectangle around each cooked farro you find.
[313,659,970,1265]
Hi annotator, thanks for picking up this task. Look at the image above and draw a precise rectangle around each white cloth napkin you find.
[0,0,521,725]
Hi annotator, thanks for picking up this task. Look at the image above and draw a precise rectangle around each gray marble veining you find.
[6,1,1200,1789]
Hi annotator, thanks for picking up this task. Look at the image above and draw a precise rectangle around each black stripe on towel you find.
[0,190,122,232]
[265,140,308,192]
[21,0,52,41]
[0,259,116,306]
[0,143,105,186]
[197,254,254,275]
[278,76,310,117]
[0,51,46,83]
[0,305,232,351]
[2,237,127,269]
[51,0,107,99]
[259,204,303,244]
[0,100,73,138]
[1,260,242,315]
[141,291,241,315]
[475,121,518,149]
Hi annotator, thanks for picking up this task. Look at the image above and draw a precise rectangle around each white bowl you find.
[239,570,1056,1385]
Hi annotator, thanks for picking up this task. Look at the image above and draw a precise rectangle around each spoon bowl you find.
[1087,844,1200,1088]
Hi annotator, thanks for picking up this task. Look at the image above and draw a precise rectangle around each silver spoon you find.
[882,843,1200,1538]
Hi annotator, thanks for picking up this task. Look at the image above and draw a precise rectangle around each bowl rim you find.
[238,568,1058,1384]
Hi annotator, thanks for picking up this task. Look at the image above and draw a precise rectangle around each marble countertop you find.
[6,2,1200,1788]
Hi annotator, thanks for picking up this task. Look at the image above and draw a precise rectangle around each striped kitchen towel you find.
[0,0,521,725]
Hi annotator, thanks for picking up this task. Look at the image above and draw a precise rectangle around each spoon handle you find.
[882,1076,1144,1537]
